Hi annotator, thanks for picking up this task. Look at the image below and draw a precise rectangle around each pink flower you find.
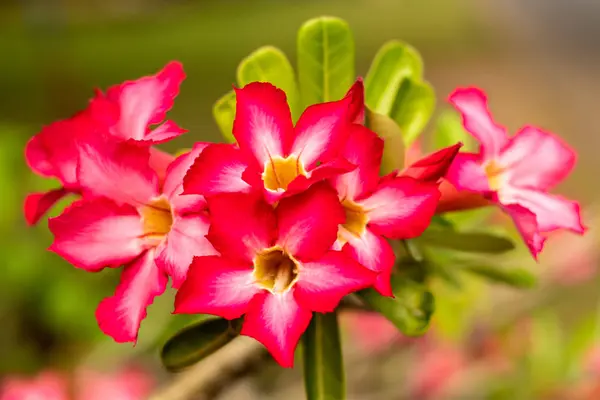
[174,183,376,367]
[183,81,364,203]
[445,87,586,257]
[24,61,184,225]
[75,367,153,400]
[49,138,217,342]
[0,372,67,400]
[332,126,457,295]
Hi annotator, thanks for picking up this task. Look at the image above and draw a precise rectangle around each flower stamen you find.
[262,156,306,191]
[253,248,299,294]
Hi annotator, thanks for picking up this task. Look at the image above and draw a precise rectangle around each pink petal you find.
[502,187,585,234]
[346,78,366,124]
[24,188,69,226]
[174,256,259,319]
[294,251,376,312]
[241,291,312,368]
[341,228,395,296]
[359,177,440,239]
[291,92,354,169]
[163,142,209,214]
[149,147,175,184]
[206,193,277,262]
[24,134,55,178]
[400,143,462,183]
[104,61,186,141]
[445,152,491,193]
[504,204,546,258]
[48,198,144,271]
[183,143,254,197]
[144,120,187,144]
[155,214,218,289]
[448,87,508,159]
[497,126,577,190]
[233,82,293,168]
[96,250,168,343]
[276,183,345,261]
[285,157,357,199]
[77,136,158,206]
[332,124,383,201]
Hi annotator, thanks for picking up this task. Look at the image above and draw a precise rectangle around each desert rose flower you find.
[183,81,364,203]
[49,139,216,342]
[24,62,184,225]
[0,372,67,400]
[445,87,585,256]
[175,183,376,367]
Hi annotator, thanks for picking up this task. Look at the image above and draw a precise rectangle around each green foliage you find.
[433,108,477,152]
[419,228,516,254]
[463,264,536,288]
[365,108,405,174]
[213,91,236,143]
[161,317,242,372]
[303,312,345,400]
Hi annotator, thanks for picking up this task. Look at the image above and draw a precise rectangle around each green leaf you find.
[297,16,355,107]
[463,265,537,288]
[434,109,476,151]
[419,229,515,254]
[389,78,436,146]
[528,312,566,391]
[213,91,236,143]
[357,275,434,336]
[365,40,423,115]
[161,317,242,372]
[237,46,301,121]
[365,108,405,175]
[303,312,345,400]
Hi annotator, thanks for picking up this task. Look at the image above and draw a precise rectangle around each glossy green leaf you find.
[419,229,515,254]
[365,40,423,115]
[161,317,242,372]
[297,17,355,107]
[358,275,434,336]
[213,91,236,143]
[365,108,405,175]
[237,46,301,121]
[389,78,436,146]
[463,265,537,288]
[303,312,345,400]
[434,109,476,151]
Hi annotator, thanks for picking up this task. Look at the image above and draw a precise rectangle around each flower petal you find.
[291,92,354,169]
[400,143,462,183]
[448,87,508,159]
[504,204,546,258]
[144,120,187,144]
[285,157,356,199]
[183,143,254,197]
[294,251,376,312]
[149,147,175,185]
[24,188,70,226]
[48,198,144,271]
[332,124,383,201]
[360,177,440,239]
[96,250,168,343]
[436,179,491,213]
[241,291,312,368]
[77,136,158,206]
[24,134,55,178]
[163,142,209,214]
[498,126,577,190]
[174,256,259,319]
[340,228,395,296]
[155,213,218,288]
[206,193,277,262]
[233,82,293,168]
[445,152,491,193]
[276,183,345,261]
[346,78,365,124]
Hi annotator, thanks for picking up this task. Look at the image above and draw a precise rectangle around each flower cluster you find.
[25,61,583,367]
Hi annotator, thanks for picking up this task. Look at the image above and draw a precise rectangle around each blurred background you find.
[1,0,599,398]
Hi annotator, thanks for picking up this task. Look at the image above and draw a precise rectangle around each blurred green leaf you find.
[365,40,423,115]
[528,312,566,392]
[365,108,405,174]
[389,78,435,146]
[303,312,345,400]
[237,46,301,121]
[434,109,476,151]
[161,317,242,372]
[463,265,537,288]
[213,91,237,143]
[565,316,597,377]
[419,229,515,254]
[297,16,355,107]
[357,275,434,336]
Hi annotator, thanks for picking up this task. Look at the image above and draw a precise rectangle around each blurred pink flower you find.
[343,311,410,353]
[0,372,67,400]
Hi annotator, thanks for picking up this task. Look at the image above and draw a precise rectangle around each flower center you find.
[262,156,306,191]
[340,199,368,238]
[253,248,299,294]
[484,160,505,191]
[140,197,173,245]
